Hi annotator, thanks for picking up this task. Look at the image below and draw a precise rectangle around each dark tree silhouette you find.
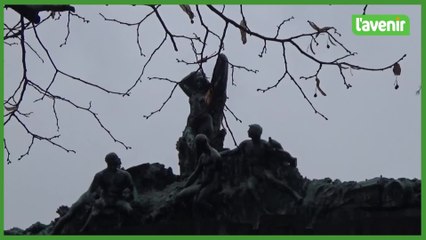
[3,4,407,164]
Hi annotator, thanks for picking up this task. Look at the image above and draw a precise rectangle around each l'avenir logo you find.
[352,15,410,36]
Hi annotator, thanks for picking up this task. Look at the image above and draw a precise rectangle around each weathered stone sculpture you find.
[173,134,222,232]
[52,152,136,234]
[7,148,420,235]
[220,124,303,228]
[177,54,229,177]
[80,152,135,232]
[221,124,302,201]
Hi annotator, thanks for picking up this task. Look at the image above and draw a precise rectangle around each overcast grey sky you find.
[4,5,421,229]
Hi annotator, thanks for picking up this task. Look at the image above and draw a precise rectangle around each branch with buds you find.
[4,5,408,162]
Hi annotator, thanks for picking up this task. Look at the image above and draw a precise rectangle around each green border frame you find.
[1,0,423,239]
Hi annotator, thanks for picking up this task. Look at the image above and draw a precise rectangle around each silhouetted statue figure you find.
[174,134,222,231]
[267,137,297,168]
[177,54,229,177]
[221,124,303,211]
[53,153,135,234]
[181,71,214,138]
[175,134,221,206]
[80,152,136,232]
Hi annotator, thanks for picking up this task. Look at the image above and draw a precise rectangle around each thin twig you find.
[59,11,71,47]
[218,22,229,54]
[4,139,11,164]
[147,76,179,84]
[222,112,238,147]
[228,61,259,86]
[52,99,60,132]
[143,83,179,119]
[259,40,267,58]
[259,43,328,120]
[274,16,295,38]
[126,33,168,95]
[225,104,242,123]
[29,81,132,150]
[363,5,368,15]
[5,16,29,126]
[21,38,45,63]
[13,114,76,161]
[300,64,323,81]
[151,5,178,51]
[32,26,127,96]
[99,10,155,56]
[70,12,90,23]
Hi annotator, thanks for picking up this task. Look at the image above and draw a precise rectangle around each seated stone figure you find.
[221,124,302,206]
[268,137,297,168]
[79,152,136,232]
[267,137,299,181]
[52,153,135,234]
[174,134,222,212]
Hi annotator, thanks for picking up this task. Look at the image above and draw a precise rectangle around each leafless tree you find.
[3,5,406,163]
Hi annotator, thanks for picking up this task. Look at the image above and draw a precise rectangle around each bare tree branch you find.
[4,14,133,161]
[218,22,228,54]
[125,32,168,95]
[143,76,181,119]
[105,5,407,124]
[60,11,72,47]
[52,99,60,132]
[4,41,18,46]
[225,104,242,123]
[274,16,294,38]
[228,61,259,86]
[143,82,179,119]
[4,139,12,164]
[13,114,76,160]
[151,5,178,52]
[4,16,29,126]
[147,76,179,84]
[29,80,131,150]
[222,112,238,147]
[4,5,409,162]
[259,43,328,120]
[177,52,219,66]
[70,12,90,23]
[32,26,128,96]
[99,9,154,56]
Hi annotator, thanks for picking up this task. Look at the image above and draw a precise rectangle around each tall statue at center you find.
[177,54,229,177]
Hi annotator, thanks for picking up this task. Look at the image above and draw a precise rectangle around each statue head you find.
[195,134,209,152]
[105,152,121,169]
[248,124,263,140]
[182,70,210,94]
[194,71,208,89]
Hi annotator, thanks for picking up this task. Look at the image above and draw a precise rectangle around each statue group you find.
[171,125,302,231]
[51,54,302,233]
[45,53,419,235]
[165,54,303,231]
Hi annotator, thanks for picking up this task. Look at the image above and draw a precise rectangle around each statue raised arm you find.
[177,54,229,177]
